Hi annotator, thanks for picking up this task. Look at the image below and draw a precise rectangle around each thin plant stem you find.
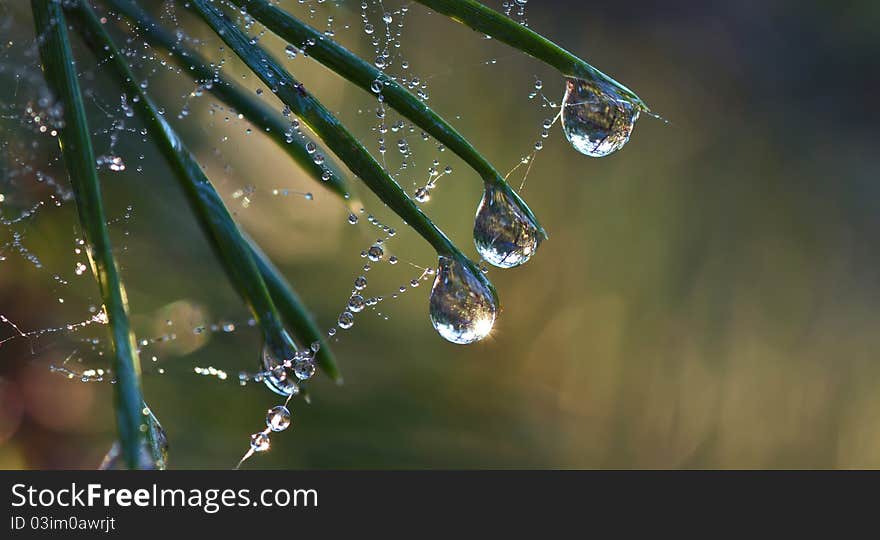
[31,0,152,469]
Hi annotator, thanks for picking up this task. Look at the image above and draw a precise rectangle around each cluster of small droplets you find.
[49,364,108,383]
[413,161,453,203]
[23,99,63,138]
[95,155,125,172]
[90,93,146,173]
[6,0,649,469]
[505,113,560,191]
[528,78,558,109]
[279,115,337,186]
[193,366,229,381]
[335,255,377,334]
[344,208,398,237]
[502,0,530,26]
[390,265,435,301]
[241,340,318,388]
[36,312,261,384]
[0,306,110,354]
[321,202,438,340]
[238,339,321,467]
[231,184,256,208]
[360,2,409,72]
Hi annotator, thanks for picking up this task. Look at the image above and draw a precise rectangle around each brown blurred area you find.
[1,0,879,469]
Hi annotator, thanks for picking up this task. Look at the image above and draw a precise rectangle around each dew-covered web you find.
[1,7,127,380]
[0,0,642,468]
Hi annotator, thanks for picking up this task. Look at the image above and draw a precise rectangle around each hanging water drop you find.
[250,432,270,452]
[561,77,638,157]
[473,185,542,268]
[414,187,430,203]
[261,330,299,396]
[429,256,498,344]
[338,311,354,329]
[266,405,291,432]
[348,294,366,313]
[294,359,316,381]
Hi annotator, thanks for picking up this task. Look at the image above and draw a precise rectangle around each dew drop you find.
[429,256,498,344]
[473,185,542,268]
[338,311,354,330]
[348,294,366,313]
[294,359,316,381]
[266,405,291,432]
[414,187,430,203]
[561,77,638,157]
[261,330,299,396]
[250,432,270,452]
[367,245,384,262]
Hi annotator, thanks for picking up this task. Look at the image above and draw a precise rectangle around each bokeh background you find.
[1,0,879,469]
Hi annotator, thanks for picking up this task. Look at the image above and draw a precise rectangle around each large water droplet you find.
[266,405,291,432]
[429,256,498,344]
[261,330,299,396]
[473,185,542,268]
[561,77,638,157]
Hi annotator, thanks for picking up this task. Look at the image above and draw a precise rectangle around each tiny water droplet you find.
[250,432,270,452]
[429,256,498,344]
[266,405,291,432]
[561,77,638,157]
[474,185,542,268]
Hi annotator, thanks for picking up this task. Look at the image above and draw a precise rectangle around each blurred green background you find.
[1,0,879,469]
